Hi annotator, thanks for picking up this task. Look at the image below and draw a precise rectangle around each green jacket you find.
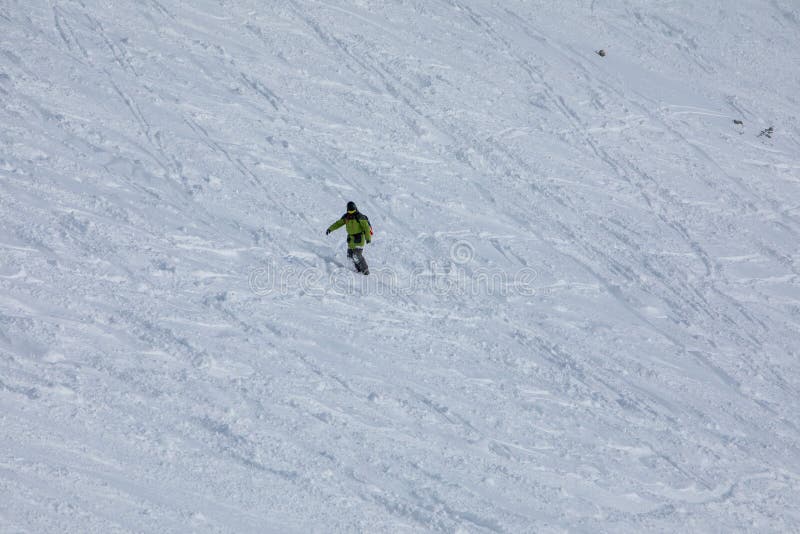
[328,212,372,249]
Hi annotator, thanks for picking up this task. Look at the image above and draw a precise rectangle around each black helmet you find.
[346,201,357,213]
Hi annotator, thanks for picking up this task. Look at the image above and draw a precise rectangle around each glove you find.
[325,229,330,235]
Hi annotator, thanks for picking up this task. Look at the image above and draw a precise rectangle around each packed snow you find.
[1,1,799,532]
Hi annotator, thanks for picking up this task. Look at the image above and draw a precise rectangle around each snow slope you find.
[2,0,800,532]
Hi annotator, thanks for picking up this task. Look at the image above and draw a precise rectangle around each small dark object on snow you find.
[758,126,774,139]
[733,119,743,125]
[596,49,606,57]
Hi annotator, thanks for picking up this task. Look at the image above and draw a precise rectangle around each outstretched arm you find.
[326,218,345,234]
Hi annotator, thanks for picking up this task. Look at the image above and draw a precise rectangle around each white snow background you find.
[1,1,800,532]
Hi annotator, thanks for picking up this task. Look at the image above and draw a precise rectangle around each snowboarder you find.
[326,201,372,275]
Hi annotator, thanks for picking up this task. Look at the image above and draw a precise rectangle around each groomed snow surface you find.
[2,1,800,532]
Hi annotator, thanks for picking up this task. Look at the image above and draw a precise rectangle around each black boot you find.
[348,248,369,275]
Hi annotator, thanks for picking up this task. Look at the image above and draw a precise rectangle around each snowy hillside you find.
[2,0,800,532]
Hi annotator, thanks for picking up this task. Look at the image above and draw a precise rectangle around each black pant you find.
[347,248,369,273]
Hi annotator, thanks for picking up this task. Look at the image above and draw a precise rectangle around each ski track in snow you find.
[1,0,800,532]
